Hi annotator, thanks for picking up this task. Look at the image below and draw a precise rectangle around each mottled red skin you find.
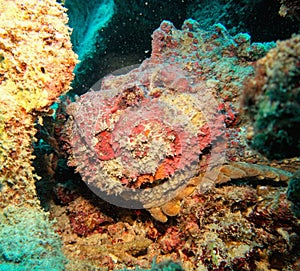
[65,21,232,195]
[198,124,212,150]
[94,131,115,160]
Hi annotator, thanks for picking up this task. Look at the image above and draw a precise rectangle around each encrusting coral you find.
[0,0,77,269]
[0,0,76,112]
[0,0,77,208]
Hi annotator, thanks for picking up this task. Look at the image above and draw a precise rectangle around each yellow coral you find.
[0,90,37,209]
[0,0,78,112]
[0,0,77,209]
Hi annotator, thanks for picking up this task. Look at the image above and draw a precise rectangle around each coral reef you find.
[42,18,299,270]
[243,35,300,159]
[64,19,276,222]
[49,169,299,270]
[0,95,37,209]
[178,184,299,270]
[0,0,298,269]
[0,0,76,112]
[0,0,77,270]
[117,260,184,271]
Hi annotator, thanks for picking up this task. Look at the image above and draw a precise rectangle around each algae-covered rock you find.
[243,35,300,159]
